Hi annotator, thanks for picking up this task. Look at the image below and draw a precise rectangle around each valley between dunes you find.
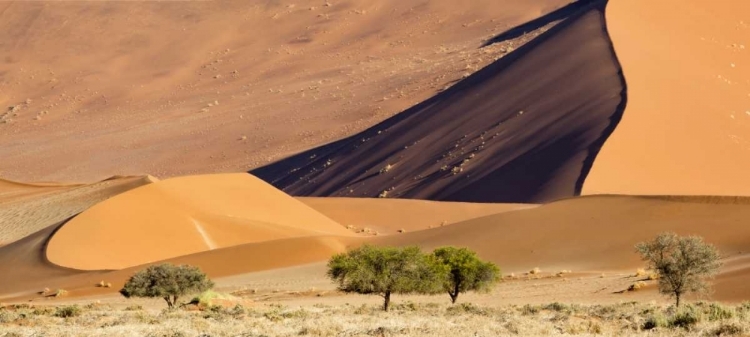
[0,0,749,314]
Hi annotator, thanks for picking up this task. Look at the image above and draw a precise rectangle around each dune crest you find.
[254,1,626,203]
[585,0,750,196]
[46,174,351,270]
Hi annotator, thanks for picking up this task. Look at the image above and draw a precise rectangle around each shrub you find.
[669,306,701,329]
[642,312,668,330]
[327,245,447,311]
[636,233,722,307]
[120,263,214,308]
[54,305,81,318]
[431,247,500,304]
[706,303,734,321]
[708,322,745,336]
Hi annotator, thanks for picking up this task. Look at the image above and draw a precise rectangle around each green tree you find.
[635,232,722,307]
[120,263,214,308]
[432,247,500,304]
[327,245,447,311]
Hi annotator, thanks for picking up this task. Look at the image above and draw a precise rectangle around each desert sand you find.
[0,1,749,332]
[585,0,750,196]
[0,0,569,182]
[254,1,626,203]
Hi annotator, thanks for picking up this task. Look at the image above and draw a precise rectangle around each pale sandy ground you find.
[0,0,568,182]
[585,0,750,196]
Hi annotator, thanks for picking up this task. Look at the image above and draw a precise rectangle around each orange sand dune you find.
[299,197,535,234]
[0,0,568,182]
[377,195,750,273]
[585,0,750,196]
[46,174,351,270]
[2,193,750,302]
[0,176,152,244]
[253,1,626,203]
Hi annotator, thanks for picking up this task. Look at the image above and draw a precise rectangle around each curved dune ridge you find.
[298,197,536,234]
[253,0,626,203]
[0,176,153,245]
[45,174,351,271]
[584,0,750,196]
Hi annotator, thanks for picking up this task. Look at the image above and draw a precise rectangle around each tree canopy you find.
[327,245,447,311]
[636,232,722,307]
[432,247,500,303]
[120,263,214,308]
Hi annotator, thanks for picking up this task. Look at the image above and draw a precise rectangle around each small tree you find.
[635,232,722,307]
[327,245,447,311]
[432,247,500,304]
[120,263,214,308]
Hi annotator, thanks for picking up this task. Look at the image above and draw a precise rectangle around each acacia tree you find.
[635,232,722,307]
[432,247,500,304]
[327,245,447,311]
[120,263,214,308]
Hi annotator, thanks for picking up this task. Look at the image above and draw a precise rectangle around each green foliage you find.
[54,305,81,318]
[120,263,214,308]
[642,312,668,330]
[705,303,735,321]
[669,305,701,329]
[635,232,722,307]
[327,245,447,311]
[431,247,500,304]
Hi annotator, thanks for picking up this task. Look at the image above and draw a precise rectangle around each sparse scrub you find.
[54,305,81,318]
[0,301,749,336]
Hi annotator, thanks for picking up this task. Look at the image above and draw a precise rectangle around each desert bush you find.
[124,305,144,311]
[520,304,540,315]
[642,312,668,330]
[431,246,500,304]
[120,263,214,308]
[669,305,701,329]
[708,322,745,336]
[446,302,489,316]
[327,245,447,311]
[705,303,735,321]
[636,232,722,307]
[54,305,81,318]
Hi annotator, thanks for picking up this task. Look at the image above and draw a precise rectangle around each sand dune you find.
[0,0,569,182]
[585,0,750,196]
[0,176,152,245]
[254,1,625,203]
[46,174,350,270]
[299,197,535,234]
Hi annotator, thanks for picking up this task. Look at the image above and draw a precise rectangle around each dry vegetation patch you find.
[1,301,749,336]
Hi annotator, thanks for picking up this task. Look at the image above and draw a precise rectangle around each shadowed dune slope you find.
[0,176,153,245]
[298,197,535,234]
[585,0,750,196]
[0,0,569,182]
[46,174,351,271]
[253,1,626,203]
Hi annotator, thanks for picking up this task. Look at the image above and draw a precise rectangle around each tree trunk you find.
[451,281,460,304]
[675,292,681,308]
[164,296,173,308]
[173,295,179,308]
[383,291,391,311]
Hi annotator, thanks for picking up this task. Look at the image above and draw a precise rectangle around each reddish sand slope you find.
[584,0,750,196]
[299,197,535,234]
[253,1,625,203]
[0,0,569,182]
[0,176,152,244]
[46,174,350,270]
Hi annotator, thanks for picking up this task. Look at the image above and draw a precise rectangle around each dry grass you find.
[1,301,748,336]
